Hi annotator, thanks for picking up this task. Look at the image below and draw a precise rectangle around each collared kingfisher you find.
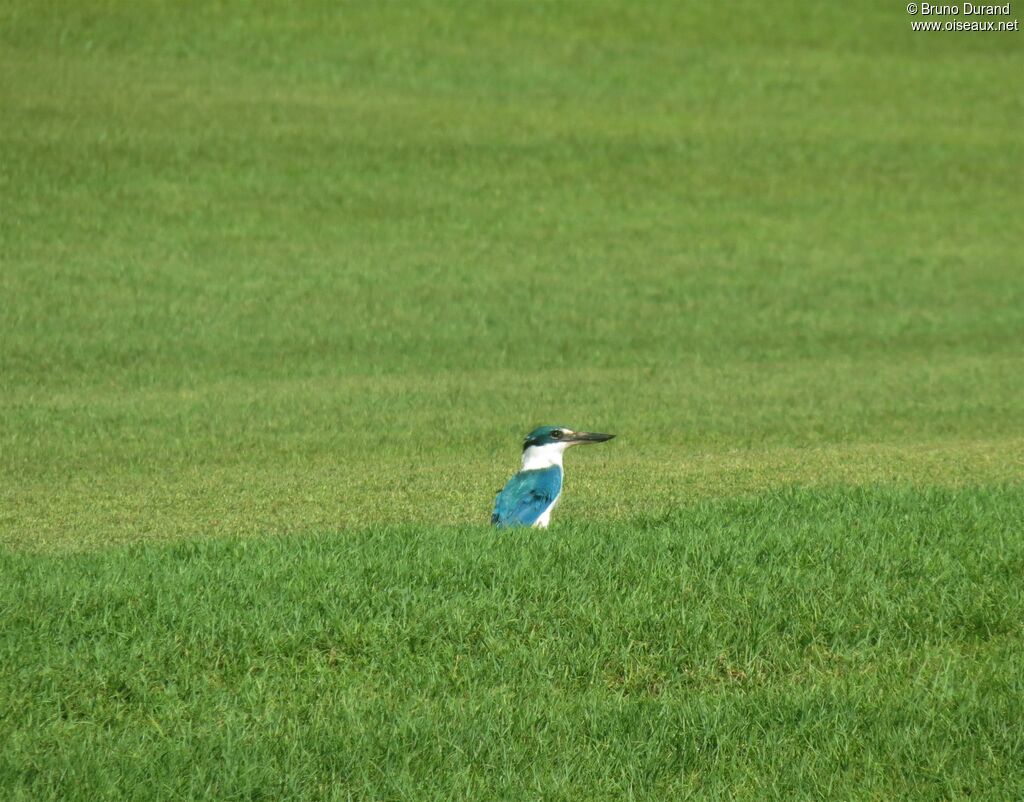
[491,425,615,529]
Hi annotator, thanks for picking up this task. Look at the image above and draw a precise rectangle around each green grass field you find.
[2,1,1022,798]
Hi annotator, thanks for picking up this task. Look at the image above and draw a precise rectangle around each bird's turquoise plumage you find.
[491,465,563,529]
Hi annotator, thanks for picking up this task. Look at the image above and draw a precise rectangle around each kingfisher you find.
[491,425,615,529]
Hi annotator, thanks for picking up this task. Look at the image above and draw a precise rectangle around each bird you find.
[491,425,615,529]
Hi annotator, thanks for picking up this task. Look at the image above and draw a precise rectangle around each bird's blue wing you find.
[491,466,562,528]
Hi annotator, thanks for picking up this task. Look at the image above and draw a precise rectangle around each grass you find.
[1,0,1022,798]
[4,487,1023,800]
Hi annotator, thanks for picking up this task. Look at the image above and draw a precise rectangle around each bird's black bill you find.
[570,431,615,444]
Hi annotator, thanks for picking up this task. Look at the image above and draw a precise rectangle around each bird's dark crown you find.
[522,425,573,449]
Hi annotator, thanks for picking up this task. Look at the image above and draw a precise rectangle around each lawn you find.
[1,1,1022,798]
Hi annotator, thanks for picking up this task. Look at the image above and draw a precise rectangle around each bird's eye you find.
[551,430,563,439]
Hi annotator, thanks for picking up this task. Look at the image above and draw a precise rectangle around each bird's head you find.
[522,425,615,451]
[519,425,615,470]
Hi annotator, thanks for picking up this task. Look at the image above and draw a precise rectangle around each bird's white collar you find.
[521,443,569,471]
